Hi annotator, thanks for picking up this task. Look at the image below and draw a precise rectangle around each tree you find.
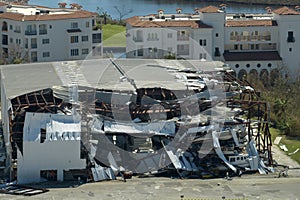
[96,7,111,25]
[113,5,133,22]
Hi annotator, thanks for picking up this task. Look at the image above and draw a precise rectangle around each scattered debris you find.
[0,183,49,196]
[288,148,299,156]
[280,144,289,152]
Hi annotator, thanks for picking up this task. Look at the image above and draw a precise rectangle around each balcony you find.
[31,44,37,49]
[2,39,8,45]
[177,35,189,41]
[39,29,47,35]
[133,37,143,42]
[147,38,159,41]
[25,30,37,35]
[287,37,295,43]
[14,30,21,33]
[66,28,81,33]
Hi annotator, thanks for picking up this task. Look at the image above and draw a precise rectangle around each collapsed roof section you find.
[0,59,273,183]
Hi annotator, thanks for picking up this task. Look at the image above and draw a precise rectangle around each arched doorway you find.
[238,69,247,80]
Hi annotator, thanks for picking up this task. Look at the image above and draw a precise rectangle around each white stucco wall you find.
[17,112,86,184]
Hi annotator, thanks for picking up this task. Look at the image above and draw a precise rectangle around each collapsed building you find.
[0,59,273,184]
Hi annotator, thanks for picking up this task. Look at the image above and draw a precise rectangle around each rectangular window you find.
[31,38,37,49]
[92,33,101,43]
[287,31,295,43]
[42,38,50,44]
[70,36,79,43]
[86,21,90,28]
[43,52,50,57]
[82,35,88,42]
[199,53,206,60]
[9,25,13,30]
[10,38,13,43]
[167,33,172,38]
[137,46,143,56]
[71,49,79,56]
[167,47,173,52]
[82,48,89,55]
[234,44,238,50]
[199,39,206,46]
[71,22,78,29]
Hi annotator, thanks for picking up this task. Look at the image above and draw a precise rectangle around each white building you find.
[126,6,300,81]
[0,2,102,63]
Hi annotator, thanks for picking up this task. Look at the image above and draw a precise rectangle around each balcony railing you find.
[25,30,37,35]
[287,37,295,43]
[133,37,143,42]
[31,44,37,49]
[177,36,189,41]
[39,29,47,35]
[14,30,21,33]
[177,50,189,55]
[66,28,81,33]
[147,38,159,41]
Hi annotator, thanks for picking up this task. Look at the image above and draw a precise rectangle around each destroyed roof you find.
[0,59,224,99]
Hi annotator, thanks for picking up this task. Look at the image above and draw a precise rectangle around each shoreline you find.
[207,0,300,6]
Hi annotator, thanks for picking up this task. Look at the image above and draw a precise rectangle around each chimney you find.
[58,2,67,8]
[158,9,164,18]
[265,6,272,14]
[194,8,199,15]
[176,8,182,14]
[219,4,227,12]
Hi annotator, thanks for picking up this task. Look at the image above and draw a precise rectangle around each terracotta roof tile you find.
[223,51,282,61]
[126,16,212,29]
[198,6,220,13]
[226,20,278,27]
[273,6,299,15]
[0,2,7,6]
[0,10,95,21]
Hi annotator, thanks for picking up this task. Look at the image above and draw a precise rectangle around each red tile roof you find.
[0,2,7,6]
[226,20,278,27]
[198,6,220,13]
[127,16,212,29]
[273,6,299,15]
[0,10,95,21]
[223,51,282,61]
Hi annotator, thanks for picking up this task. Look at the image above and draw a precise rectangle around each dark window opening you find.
[287,31,295,43]
[40,170,57,181]
[214,47,220,57]
[40,128,46,143]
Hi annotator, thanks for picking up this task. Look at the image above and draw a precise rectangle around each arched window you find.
[238,69,247,80]
[230,31,238,41]
[249,69,258,82]
[241,31,250,41]
[262,31,271,41]
[260,69,269,85]
[251,31,260,40]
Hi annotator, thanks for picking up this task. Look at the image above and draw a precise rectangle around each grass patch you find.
[102,24,126,47]
[270,128,300,164]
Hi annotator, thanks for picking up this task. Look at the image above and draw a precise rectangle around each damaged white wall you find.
[17,112,86,184]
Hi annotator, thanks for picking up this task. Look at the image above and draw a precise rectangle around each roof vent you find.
[171,15,175,19]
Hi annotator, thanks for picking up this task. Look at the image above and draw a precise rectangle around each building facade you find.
[126,6,300,81]
[0,2,102,63]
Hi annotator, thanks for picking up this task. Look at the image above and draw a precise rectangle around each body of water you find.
[29,0,281,19]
